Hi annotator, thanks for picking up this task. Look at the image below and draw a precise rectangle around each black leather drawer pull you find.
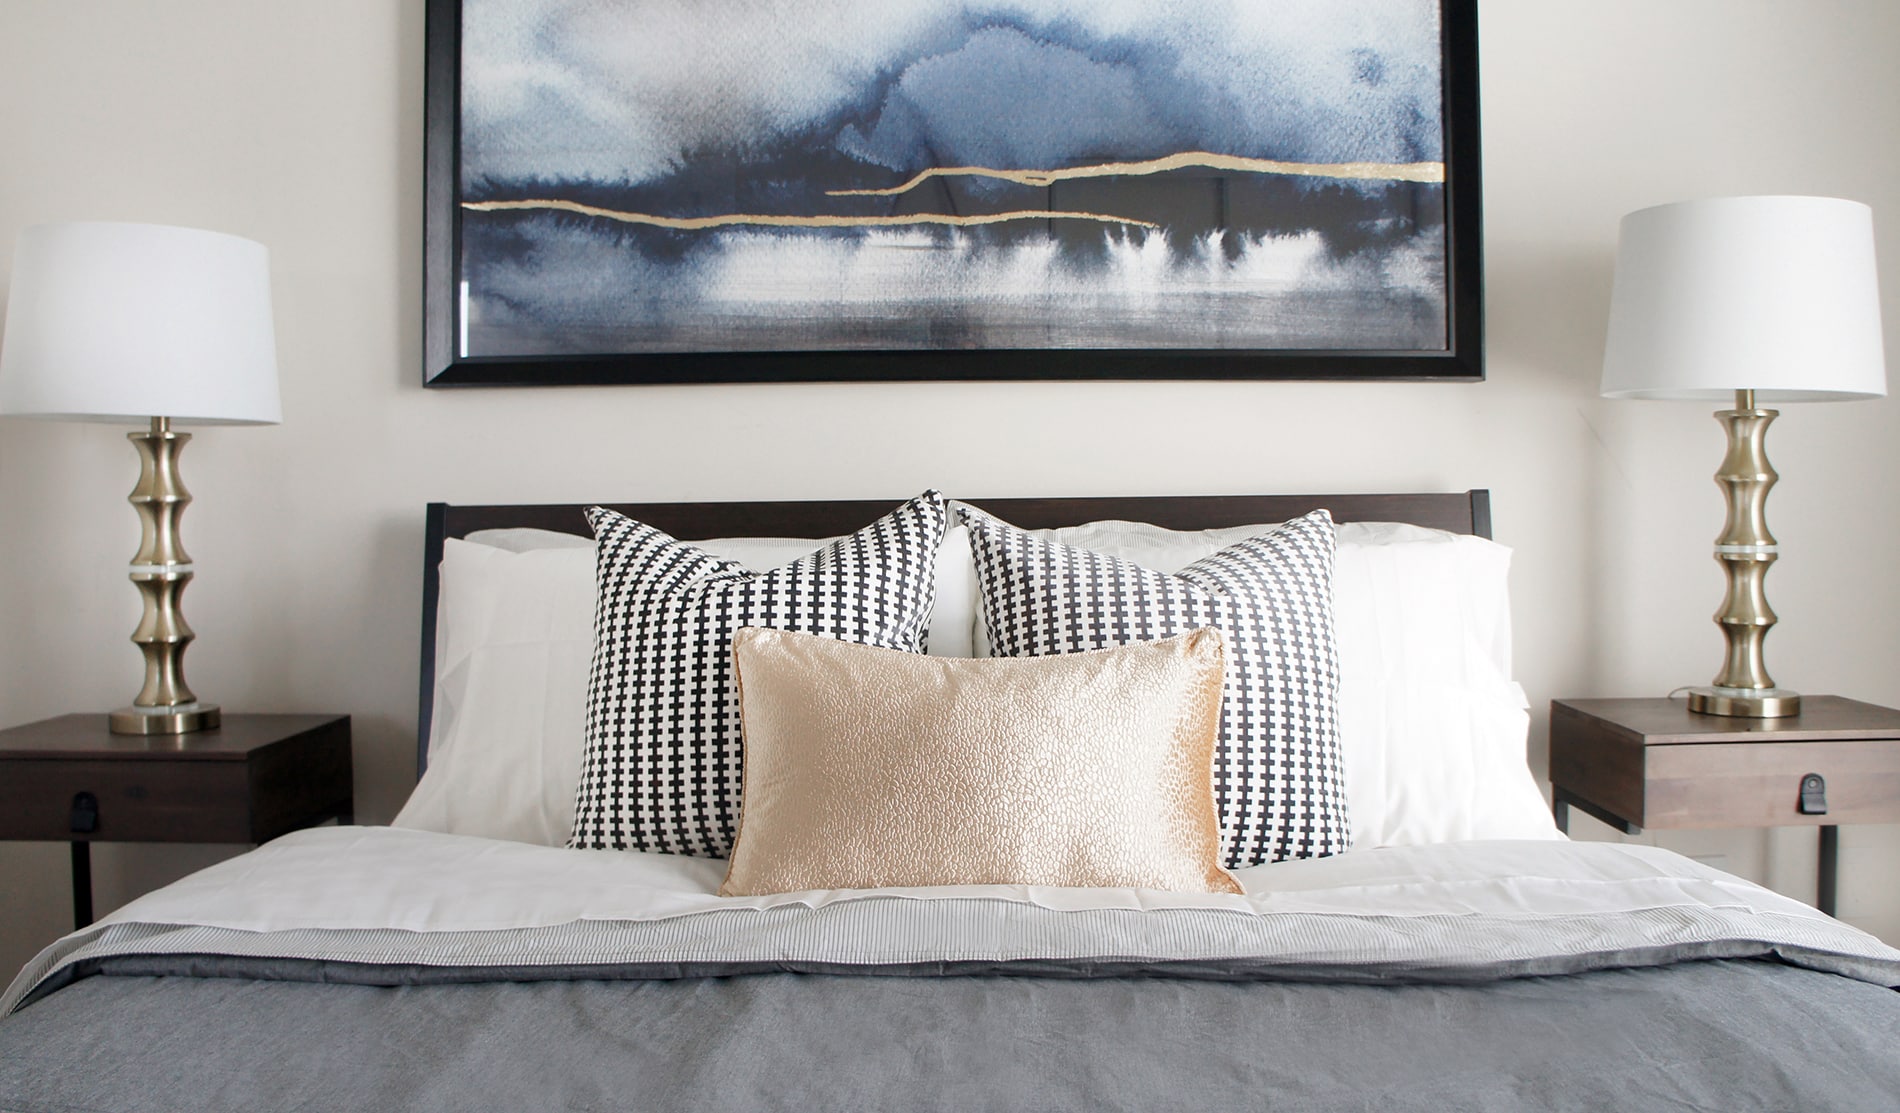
[69,792,99,833]
[1798,774,1828,816]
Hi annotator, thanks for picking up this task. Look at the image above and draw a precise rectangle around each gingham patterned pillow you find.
[571,492,949,856]
[959,505,1348,867]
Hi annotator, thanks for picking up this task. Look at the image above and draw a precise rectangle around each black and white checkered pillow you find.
[571,492,949,856]
[959,506,1348,867]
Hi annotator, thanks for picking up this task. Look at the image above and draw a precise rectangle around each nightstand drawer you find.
[1644,739,1900,829]
[0,757,258,842]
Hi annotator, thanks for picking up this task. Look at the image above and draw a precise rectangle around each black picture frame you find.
[423,0,1482,387]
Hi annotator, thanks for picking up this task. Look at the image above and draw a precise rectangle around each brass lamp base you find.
[108,416,219,737]
[1689,389,1800,721]
[1687,687,1801,718]
[110,703,221,736]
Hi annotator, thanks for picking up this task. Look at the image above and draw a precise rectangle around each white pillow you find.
[991,517,1560,848]
[395,540,595,845]
[1329,523,1560,847]
[394,526,977,845]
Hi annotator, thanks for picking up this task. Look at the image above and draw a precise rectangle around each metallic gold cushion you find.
[721,626,1240,896]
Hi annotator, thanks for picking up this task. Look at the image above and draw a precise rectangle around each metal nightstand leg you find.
[70,841,93,930]
[1550,788,1642,836]
[1818,825,1838,918]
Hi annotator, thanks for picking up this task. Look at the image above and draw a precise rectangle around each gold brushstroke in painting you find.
[461,152,1443,231]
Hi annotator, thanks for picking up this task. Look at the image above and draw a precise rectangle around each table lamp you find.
[0,221,281,734]
[1601,195,1887,717]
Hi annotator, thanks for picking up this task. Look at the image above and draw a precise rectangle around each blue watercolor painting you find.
[456,0,1449,358]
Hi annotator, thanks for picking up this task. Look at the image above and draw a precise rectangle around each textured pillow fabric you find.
[959,506,1348,868]
[722,626,1239,896]
[570,491,949,856]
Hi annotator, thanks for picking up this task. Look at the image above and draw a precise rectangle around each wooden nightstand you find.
[0,713,353,929]
[1549,696,1900,916]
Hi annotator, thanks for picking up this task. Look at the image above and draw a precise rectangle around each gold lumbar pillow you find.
[721,626,1240,896]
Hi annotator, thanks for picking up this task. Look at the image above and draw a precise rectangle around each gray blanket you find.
[2,953,1898,1112]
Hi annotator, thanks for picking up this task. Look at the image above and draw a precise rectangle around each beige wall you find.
[2,1,1897,976]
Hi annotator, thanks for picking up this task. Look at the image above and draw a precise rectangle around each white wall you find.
[2,1,1897,977]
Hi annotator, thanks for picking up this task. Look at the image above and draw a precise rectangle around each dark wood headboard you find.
[416,490,1492,774]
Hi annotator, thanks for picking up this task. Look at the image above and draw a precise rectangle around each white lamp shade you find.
[0,221,281,424]
[1601,196,1887,402]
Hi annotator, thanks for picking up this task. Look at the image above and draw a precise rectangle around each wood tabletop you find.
[1551,696,1900,745]
[0,713,351,761]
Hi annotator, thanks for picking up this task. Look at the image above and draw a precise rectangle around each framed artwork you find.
[423,0,1481,386]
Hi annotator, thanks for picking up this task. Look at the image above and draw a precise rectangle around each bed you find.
[2,489,1897,1113]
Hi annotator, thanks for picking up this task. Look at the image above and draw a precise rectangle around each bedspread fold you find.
[9,827,1899,1014]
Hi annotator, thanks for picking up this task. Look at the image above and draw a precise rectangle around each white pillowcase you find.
[397,514,1559,851]
[1018,518,1560,848]
[395,540,595,845]
[394,526,976,845]
[461,527,596,552]
[1332,524,1559,847]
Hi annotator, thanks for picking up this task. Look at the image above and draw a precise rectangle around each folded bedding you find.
[3,828,1898,1113]
[9,828,1898,1008]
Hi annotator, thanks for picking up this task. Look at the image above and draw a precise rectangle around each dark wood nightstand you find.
[0,713,353,929]
[1549,696,1900,916]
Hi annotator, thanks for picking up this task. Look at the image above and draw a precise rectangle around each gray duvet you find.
[1,952,1898,1112]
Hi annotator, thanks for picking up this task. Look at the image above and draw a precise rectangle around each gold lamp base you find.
[1687,687,1801,718]
[1689,389,1799,720]
[110,703,222,736]
[109,416,219,736]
